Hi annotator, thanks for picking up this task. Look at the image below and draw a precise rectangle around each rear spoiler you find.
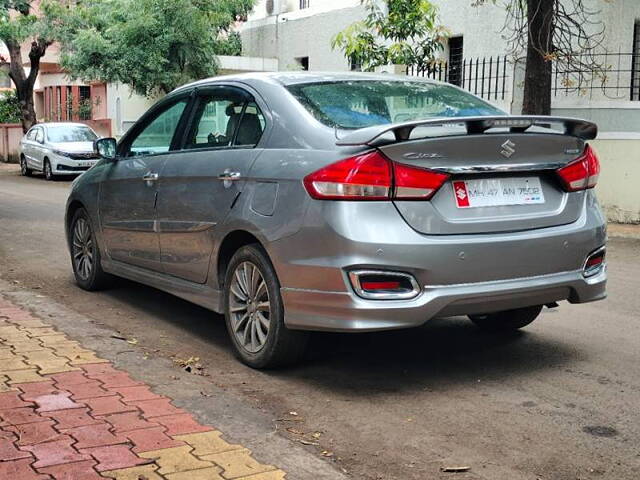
[335,115,598,146]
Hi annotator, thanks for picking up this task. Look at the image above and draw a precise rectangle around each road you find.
[1,165,639,480]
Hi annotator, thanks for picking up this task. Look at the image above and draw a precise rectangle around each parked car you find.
[20,122,100,180]
[65,72,607,368]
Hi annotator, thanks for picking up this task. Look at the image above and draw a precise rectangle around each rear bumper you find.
[269,191,607,332]
[281,267,606,331]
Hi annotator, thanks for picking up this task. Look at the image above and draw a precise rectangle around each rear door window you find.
[183,88,265,150]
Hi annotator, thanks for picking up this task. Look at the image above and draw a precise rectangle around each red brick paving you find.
[38,460,103,480]
[0,298,285,480]
[0,457,51,479]
[80,444,153,472]
[22,436,92,468]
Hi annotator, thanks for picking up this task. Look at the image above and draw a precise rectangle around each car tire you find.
[44,159,54,181]
[223,244,308,369]
[70,208,113,291]
[20,155,33,177]
[469,305,543,331]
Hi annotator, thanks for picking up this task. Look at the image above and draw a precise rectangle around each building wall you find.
[242,4,366,71]
[106,83,158,138]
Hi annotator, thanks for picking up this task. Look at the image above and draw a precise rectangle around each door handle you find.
[142,172,159,182]
[217,170,242,181]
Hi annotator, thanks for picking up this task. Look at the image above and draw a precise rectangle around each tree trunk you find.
[522,0,554,115]
[4,39,47,133]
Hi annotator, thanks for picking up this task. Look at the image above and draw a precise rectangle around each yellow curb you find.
[5,368,46,384]
[236,471,287,480]
[201,448,276,479]
[174,431,243,457]
[101,465,163,480]
[165,466,226,480]
[139,446,215,475]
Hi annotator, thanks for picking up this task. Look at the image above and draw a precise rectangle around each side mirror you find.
[94,137,117,161]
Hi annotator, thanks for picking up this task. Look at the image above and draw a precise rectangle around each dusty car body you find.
[65,72,607,367]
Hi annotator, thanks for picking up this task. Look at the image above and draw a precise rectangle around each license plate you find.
[78,161,97,168]
[453,177,545,208]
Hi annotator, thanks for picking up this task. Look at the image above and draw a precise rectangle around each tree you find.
[0,0,60,132]
[0,89,21,123]
[56,0,254,98]
[332,0,447,72]
[474,0,607,115]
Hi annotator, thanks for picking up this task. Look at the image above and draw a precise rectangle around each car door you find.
[32,127,46,170]
[21,129,36,166]
[156,86,267,283]
[99,96,191,272]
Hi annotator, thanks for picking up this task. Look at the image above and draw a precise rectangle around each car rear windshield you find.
[47,126,98,143]
[286,80,503,129]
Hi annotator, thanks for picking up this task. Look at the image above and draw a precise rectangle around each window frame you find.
[177,85,267,153]
[34,127,44,144]
[117,92,194,159]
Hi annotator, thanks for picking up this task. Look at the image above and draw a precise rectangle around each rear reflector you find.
[303,151,449,201]
[583,247,605,277]
[557,145,600,192]
[348,270,420,300]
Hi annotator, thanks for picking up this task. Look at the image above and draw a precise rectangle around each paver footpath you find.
[0,295,286,479]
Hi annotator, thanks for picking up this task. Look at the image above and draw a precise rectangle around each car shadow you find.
[98,279,581,395]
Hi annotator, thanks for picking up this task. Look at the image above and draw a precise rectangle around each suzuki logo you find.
[500,140,516,158]
[456,187,467,200]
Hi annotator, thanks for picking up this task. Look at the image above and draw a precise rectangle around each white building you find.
[241,0,640,133]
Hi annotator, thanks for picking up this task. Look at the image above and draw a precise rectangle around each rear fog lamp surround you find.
[348,270,420,300]
[583,247,606,277]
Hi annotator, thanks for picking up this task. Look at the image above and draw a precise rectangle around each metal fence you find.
[552,52,640,101]
[406,55,510,102]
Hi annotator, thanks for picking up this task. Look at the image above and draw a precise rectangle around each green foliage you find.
[215,31,243,56]
[0,89,21,123]
[56,0,254,97]
[332,0,447,71]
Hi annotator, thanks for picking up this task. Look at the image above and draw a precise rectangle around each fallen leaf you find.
[321,450,334,457]
[289,411,298,416]
[127,338,138,345]
[299,439,319,446]
[286,427,304,435]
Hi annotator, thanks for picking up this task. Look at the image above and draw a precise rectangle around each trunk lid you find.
[379,133,586,235]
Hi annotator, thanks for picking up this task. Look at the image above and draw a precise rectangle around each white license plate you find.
[453,177,545,208]
[78,161,97,168]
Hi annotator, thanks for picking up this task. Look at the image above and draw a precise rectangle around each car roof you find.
[38,122,94,129]
[173,71,442,93]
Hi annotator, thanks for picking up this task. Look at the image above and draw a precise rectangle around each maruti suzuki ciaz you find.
[65,73,607,368]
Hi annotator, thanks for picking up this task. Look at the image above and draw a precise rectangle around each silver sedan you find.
[19,122,100,180]
[65,72,607,368]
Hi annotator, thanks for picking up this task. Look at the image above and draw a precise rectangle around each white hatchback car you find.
[19,123,100,180]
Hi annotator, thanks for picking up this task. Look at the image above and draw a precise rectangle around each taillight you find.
[303,151,391,200]
[393,162,449,200]
[557,145,600,192]
[303,151,449,201]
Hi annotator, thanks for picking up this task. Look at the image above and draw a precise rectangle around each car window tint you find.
[47,126,97,143]
[287,80,504,129]
[128,100,188,156]
[185,98,241,150]
[26,129,36,141]
[235,102,265,147]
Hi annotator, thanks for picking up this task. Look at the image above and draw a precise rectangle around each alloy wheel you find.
[229,261,271,354]
[20,157,27,175]
[72,217,94,281]
[44,162,52,180]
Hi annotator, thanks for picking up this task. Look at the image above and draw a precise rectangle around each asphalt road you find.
[1,165,639,480]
